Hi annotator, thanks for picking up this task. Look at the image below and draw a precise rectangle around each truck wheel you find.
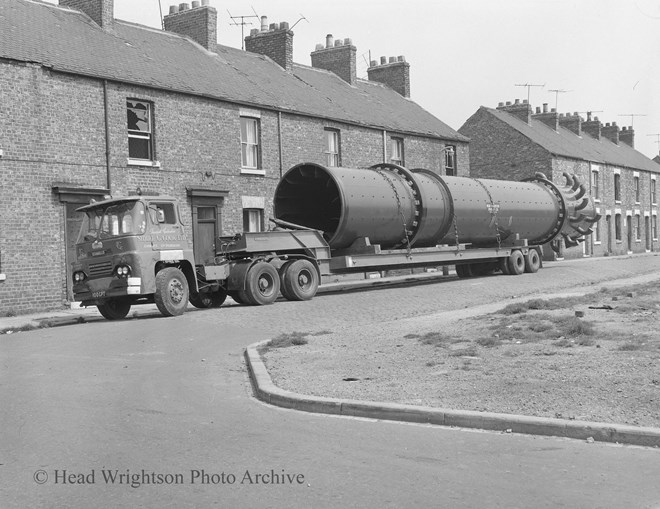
[154,267,189,316]
[280,259,319,301]
[499,257,511,275]
[189,288,227,309]
[524,249,541,273]
[507,250,525,275]
[455,264,473,278]
[242,262,280,306]
[97,298,131,320]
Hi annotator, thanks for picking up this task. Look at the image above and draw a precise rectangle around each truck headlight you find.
[115,265,132,278]
[73,271,87,283]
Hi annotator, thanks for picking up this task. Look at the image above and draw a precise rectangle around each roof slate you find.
[1,0,467,141]
[484,107,660,174]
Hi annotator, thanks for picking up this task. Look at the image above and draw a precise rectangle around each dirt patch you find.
[261,281,660,428]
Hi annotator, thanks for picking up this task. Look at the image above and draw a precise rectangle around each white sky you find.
[45,0,660,158]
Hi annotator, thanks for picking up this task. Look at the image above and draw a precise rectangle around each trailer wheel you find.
[189,288,227,309]
[499,257,511,275]
[507,250,525,275]
[524,249,541,273]
[97,298,131,320]
[154,267,189,316]
[242,262,280,306]
[280,259,319,301]
[455,264,473,278]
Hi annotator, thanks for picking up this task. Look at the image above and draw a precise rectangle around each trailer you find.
[70,162,599,319]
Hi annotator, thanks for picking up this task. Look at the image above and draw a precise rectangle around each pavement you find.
[3,263,660,448]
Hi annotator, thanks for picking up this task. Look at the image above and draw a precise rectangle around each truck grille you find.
[88,260,113,278]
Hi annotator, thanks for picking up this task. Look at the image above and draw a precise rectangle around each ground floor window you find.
[615,214,622,241]
[243,208,264,232]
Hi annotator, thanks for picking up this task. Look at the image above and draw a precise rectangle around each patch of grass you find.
[476,337,502,348]
[559,317,595,337]
[528,322,553,333]
[261,332,309,353]
[415,331,457,348]
[553,338,573,348]
[5,310,17,318]
[449,346,478,357]
[310,330,333,336]
[618,341,644,351]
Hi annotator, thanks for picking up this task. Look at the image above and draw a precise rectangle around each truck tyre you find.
[97,298,131,320]
[507,250,525,275]
[524,249,541,273]
[455,264,473,278]
[189,288,227,309]
[499,257,511,275]
[280,259,319,301]
[241,262,280,306]
[154,267,189,316]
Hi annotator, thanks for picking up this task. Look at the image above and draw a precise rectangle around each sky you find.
[45,0,660,158]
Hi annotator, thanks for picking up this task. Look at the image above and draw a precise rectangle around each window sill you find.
[128,159,161,168]
[240,168,266,176]
[0,273,5,281]
[593,199,600,203]
[593,241,602,245]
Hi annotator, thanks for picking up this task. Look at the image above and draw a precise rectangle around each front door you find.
[193,205,218,265]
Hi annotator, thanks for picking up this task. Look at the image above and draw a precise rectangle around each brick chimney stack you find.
[619,126,634,148]
[367,56,410,98]
[244,17,294,71]
[163,1,217,52]
[310,35,357,85]
[558,112,582,136]
[59,0,114,29]
[582,112,602,140]
[532,103,559,131]
[496,99,532,124]
[601,122,620,144]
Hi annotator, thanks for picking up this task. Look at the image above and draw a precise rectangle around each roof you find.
[482,107,660,173]
[0,0,467,142]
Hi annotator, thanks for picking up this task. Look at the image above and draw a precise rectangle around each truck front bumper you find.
[73,277,142,303]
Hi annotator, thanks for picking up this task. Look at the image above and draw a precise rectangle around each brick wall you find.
[0,59,462,314]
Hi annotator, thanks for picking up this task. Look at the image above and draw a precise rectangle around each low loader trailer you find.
[71,162,598,320]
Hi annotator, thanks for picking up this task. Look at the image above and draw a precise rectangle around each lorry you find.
[71,162,599,320]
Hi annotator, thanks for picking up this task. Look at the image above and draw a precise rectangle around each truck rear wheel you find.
[97,298,131,320]
[280,259,319,301]
[155,267,189,316]
[241,262,280,306]
[524,249,541,273]
[507,250,525,275]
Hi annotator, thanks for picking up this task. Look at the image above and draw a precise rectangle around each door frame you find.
[187,188,229,265]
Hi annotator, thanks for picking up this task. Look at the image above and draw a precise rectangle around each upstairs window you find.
[325,129,340,167]
[445,145,456,176]
[127,100,154,161]
[652,179,657,204]
[614,174,621,202]
[240,117,261,170]
[634,176,640,203]
[390,137,404,166]
[591,170,600,200]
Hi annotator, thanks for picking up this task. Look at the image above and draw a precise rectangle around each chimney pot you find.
[279,21,289,30]
[179,3,189,11]
[506,101,512,106]
[535,107,540,113]
[344,38,352,46]
[523,99,528,104]
[269,23,277,30]
[335,39,343,46]
[514,99,520,104]
[370,60,377,67]
[191,0,200,7]
[380,56,387,65]
[315,43,324,51]
[250,28,259,36]
[551,108,556,113]
[498,102,504,107]
[542,103,548,113]
[397,55,405,62]
[605,122,610,127]
[260,16,268,31]
[326,34,334,48]
[202,0,209,5]
[389,56,396,63]
[169,5,178,14]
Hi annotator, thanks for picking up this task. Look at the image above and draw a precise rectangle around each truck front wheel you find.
[97,298,131,320]
[155,267,189,316]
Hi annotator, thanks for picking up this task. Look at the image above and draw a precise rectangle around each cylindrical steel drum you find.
[274,163,596,250]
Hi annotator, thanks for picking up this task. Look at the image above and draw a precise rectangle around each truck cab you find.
[71,196,199,319]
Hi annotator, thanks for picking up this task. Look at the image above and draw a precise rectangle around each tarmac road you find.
[1,253,660,508]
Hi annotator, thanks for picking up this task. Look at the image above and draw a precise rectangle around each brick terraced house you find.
[0,0,469,314]
[460,100,660,259]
